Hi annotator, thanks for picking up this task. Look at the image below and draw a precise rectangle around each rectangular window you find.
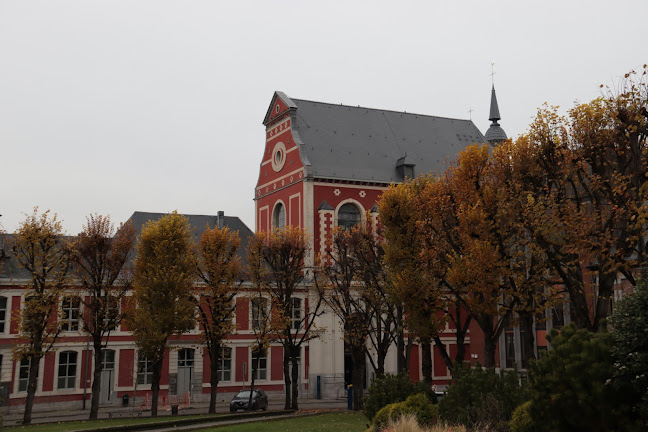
[137,356,153,385]
[217,347,231,382]
[251,297,268,331]
[290,297,301,331]
[61,296,81,332]
[18,358,31,392]
[101,350,115,370]
[103,295,120,331]
[0,297,7,333]
[252,352,267,381]
[58,351,77,389]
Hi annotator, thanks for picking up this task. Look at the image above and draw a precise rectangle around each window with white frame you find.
[290,297,301,330]
[61,296,81,331]
[0,296,7,332]
[217,347,231,382]
[252,349,267,381]
[102,295,120,331]
[137,355,153,385]
[251,297,268,331]
[18,358,31,392]
[57,351,77,389]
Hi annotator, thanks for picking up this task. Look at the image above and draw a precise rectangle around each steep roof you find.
[485,85,507,145]
[128,211,253,266]
[0,212,254,282]
[288,97,486,183]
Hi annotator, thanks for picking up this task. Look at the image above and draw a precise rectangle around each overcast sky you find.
[1,0,646,235]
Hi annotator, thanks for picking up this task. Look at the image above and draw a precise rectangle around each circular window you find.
[271,142,287,172]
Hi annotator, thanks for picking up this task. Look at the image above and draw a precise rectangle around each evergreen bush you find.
[363,373,437,421]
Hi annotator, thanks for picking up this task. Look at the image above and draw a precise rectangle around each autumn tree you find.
[518,68,648,331]
[247,290,272,412]
[247,226,323,410]
[10,209,71,425]
[380,181,461,379]
[315,225,378,411]
[195,225,241,414]
[129,212,196,417]
[73,214,135,420]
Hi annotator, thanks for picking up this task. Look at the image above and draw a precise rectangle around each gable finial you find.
[490,61,496,86]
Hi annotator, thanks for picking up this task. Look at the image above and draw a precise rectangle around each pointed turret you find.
[484,85,507,145]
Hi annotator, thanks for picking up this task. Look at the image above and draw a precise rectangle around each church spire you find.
[489,85,501,122]
[484,84,507,145]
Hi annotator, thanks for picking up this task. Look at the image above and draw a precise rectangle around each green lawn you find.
[206,412,367,432]
[3,414,214,432]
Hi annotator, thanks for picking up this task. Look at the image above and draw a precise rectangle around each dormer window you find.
[396,155,416,180]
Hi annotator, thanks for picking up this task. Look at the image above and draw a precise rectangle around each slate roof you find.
[0,211,253,282]
[128,211,253,266]
[287,96,486,183]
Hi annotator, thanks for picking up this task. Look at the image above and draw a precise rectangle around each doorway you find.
[99,350,115,404]
[177,348,194,396]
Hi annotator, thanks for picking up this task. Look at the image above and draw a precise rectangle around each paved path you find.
[3,398,348,427]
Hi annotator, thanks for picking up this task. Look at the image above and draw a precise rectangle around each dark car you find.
[229,389,269,412]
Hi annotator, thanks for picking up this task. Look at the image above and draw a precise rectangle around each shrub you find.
[527,323,640,431]
[368,393,439,431]
[438,362,527,430]
[364,373,437,421]
[509,401,533,432]
[609,278,648,424]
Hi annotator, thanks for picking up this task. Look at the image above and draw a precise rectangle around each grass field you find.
[3,413,214,432]
[206,412,368,432]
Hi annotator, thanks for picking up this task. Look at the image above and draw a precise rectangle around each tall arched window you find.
[273,203,286,230]
[337,203,361,230]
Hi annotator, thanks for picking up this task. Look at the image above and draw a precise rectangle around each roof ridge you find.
[291,98,474,123]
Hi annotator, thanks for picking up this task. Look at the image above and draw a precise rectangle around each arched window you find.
[273,203,286,230]
[337,203,361,230]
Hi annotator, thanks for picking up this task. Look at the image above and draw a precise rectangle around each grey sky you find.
[1,0,646,235]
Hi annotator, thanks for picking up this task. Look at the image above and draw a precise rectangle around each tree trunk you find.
[290,354,299,410]
[519,310,536,368]
[404,337,413,373]
[396,307,405,373]
[483,335,497,368]
[433,336,454,373]
[89,342,104,420]
[248,355,256,412]
[151,357,163,417]
[593,271,616,332]
[283,347,291,410]
[208,345,219,414]
[421,340,432,385]
[351,346,365,411]
[22,355,41,425]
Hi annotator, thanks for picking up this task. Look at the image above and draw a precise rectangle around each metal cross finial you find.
[490,62,496,85]
[468,107,474,120]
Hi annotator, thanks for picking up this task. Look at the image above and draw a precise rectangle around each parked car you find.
[229,389,269,412]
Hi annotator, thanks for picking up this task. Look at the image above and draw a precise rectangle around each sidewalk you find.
[2,397,348,426]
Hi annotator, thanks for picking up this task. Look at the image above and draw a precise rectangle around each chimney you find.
[217,211,224,228]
